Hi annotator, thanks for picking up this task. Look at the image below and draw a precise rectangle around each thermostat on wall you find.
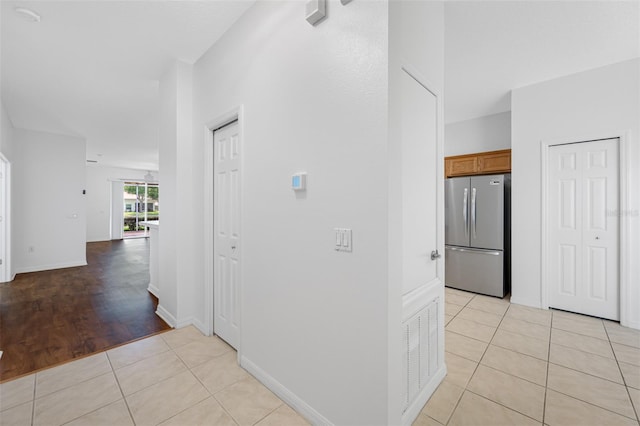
[292,173,307,191]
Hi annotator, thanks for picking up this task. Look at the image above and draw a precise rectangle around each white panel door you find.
[549,138,619,320]
[214,121,241,348]
[400,69,440,296]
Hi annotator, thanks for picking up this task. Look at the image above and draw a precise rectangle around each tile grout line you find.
[151,335,221,424]
[547,358,627,386]
[441,291,475,425]
[104,349,136,426]
[546,315,638,422]
[113,351,189,398]
[134,331,205,426]
[602,321,640,423]
[444,290,640,425]
[30,357,116,426]
[460,301,550,424]
[541,310,553,426]
[185,351,241,426]
[27,354,113,400]
[478,363,546,389]
[463,388,543,424]
[54,372,124,425]
[167,329,283,426]
[211,394,242,426]
[443,293,509,425]
[249,402,285,426]
[544,387,639,422]
[461,303,635,424]
[126,330,222,425]
[550,312,618,377]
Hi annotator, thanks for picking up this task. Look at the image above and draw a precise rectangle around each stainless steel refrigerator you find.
[445,174,511,298]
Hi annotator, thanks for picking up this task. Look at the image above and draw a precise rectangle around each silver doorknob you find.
[431,250,441,260]
[595,237,600,240]
[231,245,236,249]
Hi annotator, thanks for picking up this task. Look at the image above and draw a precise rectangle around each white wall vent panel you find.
[402,298,440,413]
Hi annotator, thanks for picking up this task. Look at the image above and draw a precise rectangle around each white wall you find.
[85,165,156,242]
[511,58,640,328]
[191,1,390,424]
[445,111,511,156]
[0,102,15,281]
[13,129,87,273]
[0,102,15,162]
[157,60,195,327]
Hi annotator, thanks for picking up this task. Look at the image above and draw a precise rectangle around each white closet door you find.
[214,121,241,348]
[548,138,619,320]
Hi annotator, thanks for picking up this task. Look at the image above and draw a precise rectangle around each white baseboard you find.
[190,318,208,335]
[240,356,333,426]
[509,296,543,310]
[514,298,640,330]
[621,319,640,331]
[155,310,209,334]
[156,305,177,328]
[401,365,446,426]
[147,284,159,298]
[16,260,87,274]
[175,316,208,335]
[0,273,15,284]
[86,236,111,243]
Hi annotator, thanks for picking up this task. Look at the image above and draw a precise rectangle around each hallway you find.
[2,287,638,425]
[0,239,170,382]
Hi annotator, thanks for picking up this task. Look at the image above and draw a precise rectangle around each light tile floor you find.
[0,327,309,426]
[2,290,639,425]
[414,287,640,426]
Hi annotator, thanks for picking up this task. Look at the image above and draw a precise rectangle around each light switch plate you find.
[334,228,352,252]
[306,0,326,26]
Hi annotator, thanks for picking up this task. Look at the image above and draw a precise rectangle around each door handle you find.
[471,188,477,239]
[430,250,441,260]
[463,188,468,236]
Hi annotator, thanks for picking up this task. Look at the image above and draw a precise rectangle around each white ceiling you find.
[1,1,638,170]
[1,0,255,170]
[445,0,640,124]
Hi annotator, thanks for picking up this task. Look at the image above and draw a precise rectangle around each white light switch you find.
[334,228,352,252]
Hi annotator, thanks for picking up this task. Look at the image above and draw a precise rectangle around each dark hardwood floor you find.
[0,239,171,382]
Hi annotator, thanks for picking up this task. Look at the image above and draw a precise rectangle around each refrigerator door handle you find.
[463,188,468,237]
[471,187,477,239]
[445,246,501,256]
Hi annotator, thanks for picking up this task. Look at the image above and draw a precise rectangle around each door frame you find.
[204,106,244,350]
[540,130,630,325]
[0,153,11,283]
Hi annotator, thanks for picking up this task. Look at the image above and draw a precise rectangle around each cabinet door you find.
[446,156,478,177]
[478,150,511,174]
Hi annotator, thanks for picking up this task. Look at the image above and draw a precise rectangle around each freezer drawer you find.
[445,246,506,298]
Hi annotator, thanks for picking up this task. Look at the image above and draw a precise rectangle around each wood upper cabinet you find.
[445,149,511,177]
